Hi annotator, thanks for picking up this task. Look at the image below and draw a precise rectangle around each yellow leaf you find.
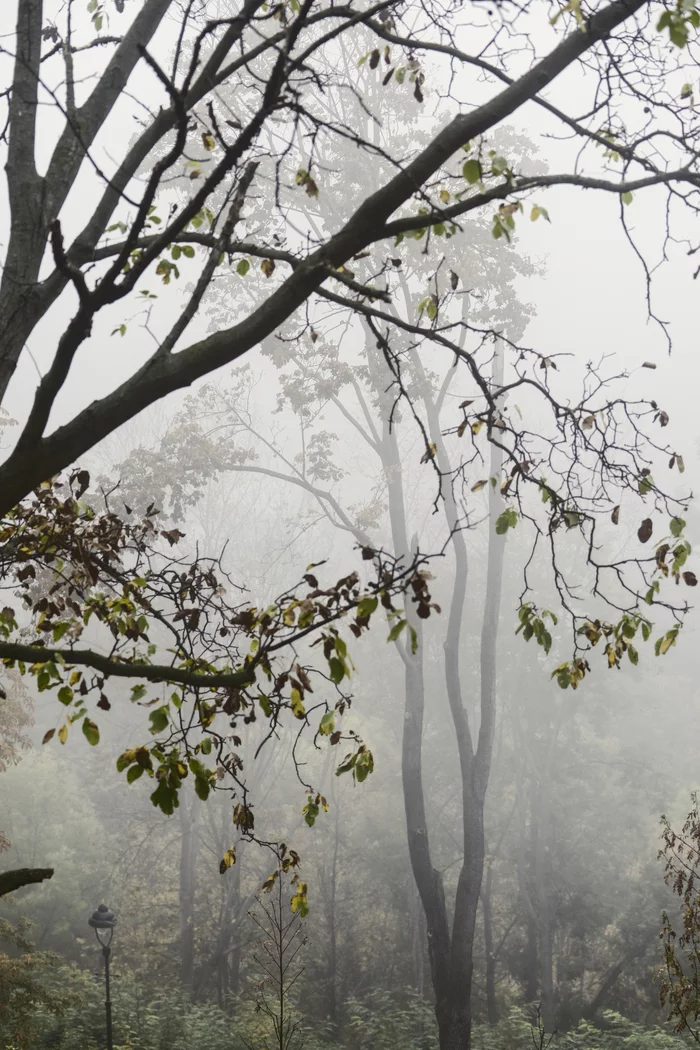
[201,133,215,151]
[471,420,484,436]
[58,723,68,744]
[439,189,450,203]
[219,848,236,873]
[290,688,306,719]
[420,442,437,464]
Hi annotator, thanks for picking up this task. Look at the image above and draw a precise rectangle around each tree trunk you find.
[393,335,507,1050]
[524,909,539,1005]
[533,783,555,1033]
[179,788,200,995]
[325,802,340,1027]
[410,887,426,996]
[482,864,498,1024]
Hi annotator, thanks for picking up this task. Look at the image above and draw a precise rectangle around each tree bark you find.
[179,788,200,995]
[0,866,53,896]
[482,864,498,1025]
[533,782,555,1032]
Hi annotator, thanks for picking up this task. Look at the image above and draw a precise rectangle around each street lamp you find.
[89,904,117,1050]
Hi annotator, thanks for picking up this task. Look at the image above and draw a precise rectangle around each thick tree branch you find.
[0,0,651,513]
[0,867,54,897]
[0,640,255,690]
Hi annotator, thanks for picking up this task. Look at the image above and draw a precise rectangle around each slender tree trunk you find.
[376,408,452,1033]
[524,910,539,1005]
[482,864,498,1024]
[325,802,340,1027]
[393,337,507,1050]
[533,782,555,1032]
[179,788,200,995]
[410,887,426,996]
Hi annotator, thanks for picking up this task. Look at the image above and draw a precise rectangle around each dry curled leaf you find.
[637,518,653,544]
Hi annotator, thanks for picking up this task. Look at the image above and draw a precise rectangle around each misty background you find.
[1,1,699,1049]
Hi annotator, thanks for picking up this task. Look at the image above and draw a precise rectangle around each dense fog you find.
[1,2,700,1050]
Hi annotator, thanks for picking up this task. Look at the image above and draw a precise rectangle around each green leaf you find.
[355,749,374,783]
[462,159,481,185]
[182,245,195,258]
[52,622,71,643]
[57,685,73,706]
[495,509,518,534]
[319,711,335,736]
[149,706,169,734]
[356,596,378,619]
[82,717,100,746]
[621,191,633,206]
[236,258,250,276]
[670,516,686,538]
[387,618,407,642]
[126,764,144,784]
[150,780,178,816]
[328,657,346,684]
[303,797,319,827]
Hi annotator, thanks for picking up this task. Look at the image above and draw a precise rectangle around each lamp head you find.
[88,904,117,947]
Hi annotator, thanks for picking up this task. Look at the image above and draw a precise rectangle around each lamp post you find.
[89,904,117,1050]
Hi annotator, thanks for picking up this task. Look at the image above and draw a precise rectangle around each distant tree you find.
[0,917,77,1048]
[659,793,700,1041]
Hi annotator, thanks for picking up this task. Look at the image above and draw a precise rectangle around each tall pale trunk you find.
[179,787,200,994]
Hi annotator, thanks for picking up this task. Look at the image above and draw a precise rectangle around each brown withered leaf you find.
[611,505,620,525]
[655,543,670,568]
[683,571,698,587]
[637,518,653,544]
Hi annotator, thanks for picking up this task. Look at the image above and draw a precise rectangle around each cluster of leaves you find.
[515,510,695,689]
[0,473,433,871]
[0,918,78,1048]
